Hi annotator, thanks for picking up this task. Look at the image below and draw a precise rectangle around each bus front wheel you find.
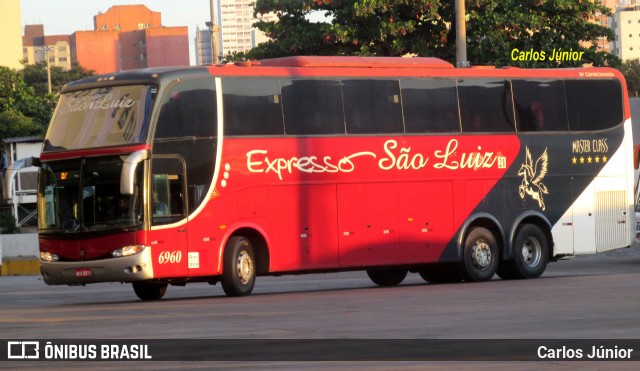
[221,236,256,297]
[366,269,408,287]
[460,227,499,282]
[132,281,167,301]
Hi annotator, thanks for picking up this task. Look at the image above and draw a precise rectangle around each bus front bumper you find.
[39,247,154,285]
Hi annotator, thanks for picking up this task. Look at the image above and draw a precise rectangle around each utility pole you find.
[455,0,469,68]
[210,0,221,64]
[38,46,53,94]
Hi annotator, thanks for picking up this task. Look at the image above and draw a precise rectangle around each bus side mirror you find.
[635,145,640,170]
[120,150,149,195]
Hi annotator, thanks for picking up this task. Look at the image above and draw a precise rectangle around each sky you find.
[20,0,214,65]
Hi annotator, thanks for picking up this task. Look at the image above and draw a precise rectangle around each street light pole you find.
[210,0,221,64]
[455,0,469,68]
[36,46,53,94]
[45,47,52,94]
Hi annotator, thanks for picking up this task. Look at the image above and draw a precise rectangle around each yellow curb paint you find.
[1,257,40,276]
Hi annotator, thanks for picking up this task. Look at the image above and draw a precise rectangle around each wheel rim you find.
[236,249,254,285]
[471,240,492,271]
[521,236,542,268]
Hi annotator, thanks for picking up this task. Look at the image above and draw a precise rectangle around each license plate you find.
[75,268,92,278]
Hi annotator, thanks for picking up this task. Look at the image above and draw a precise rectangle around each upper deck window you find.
[281,79,345,135]
[44,85,155,151]
[401,78,460,133]
[343,80,404,134]
[458,79,515,133]
[565,79,623,131]
[222,78,284,136]
[512,79,569,132]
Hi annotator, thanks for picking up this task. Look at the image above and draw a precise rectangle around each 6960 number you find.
[158,251,182,264]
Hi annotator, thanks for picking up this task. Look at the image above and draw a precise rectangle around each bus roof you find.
[255,56,454,69]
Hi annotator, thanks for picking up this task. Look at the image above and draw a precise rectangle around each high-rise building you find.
[195,26,214,65]
[71,5,189,74]
[217,0,276,58]
[611,4,640,60]
[0,0,23,69]
[22,25,72,70]
[593,0,620,53]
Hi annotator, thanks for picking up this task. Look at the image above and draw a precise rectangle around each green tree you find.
[466,0,619,67]
[619,59,640,97]
[0,110,42,140]
[21,61,94,97]
[250,0,453,59]
[0,66,55,142]
[222,51,249,63]
[0,62,94,143]
[250,0,618,67]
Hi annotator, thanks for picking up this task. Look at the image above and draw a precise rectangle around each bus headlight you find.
[112,245,146,257]
[40,251,59,262]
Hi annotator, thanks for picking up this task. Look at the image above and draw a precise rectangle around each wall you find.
[72,30,120,74]
[0,0,23,69]
[145,27,189,68]
[0,233,38,261]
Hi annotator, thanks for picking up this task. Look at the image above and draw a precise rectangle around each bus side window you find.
[401,78,460,133]
[458,79,515,133]
[565,79,623,131]
[343,79,404,134]
[281,79,345,135]
[222,78,284,136]
[512,79,568,132]
[153,76,217,215]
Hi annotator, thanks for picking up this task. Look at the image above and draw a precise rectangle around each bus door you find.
[150,156,188,277]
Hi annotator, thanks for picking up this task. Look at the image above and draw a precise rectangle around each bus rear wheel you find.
[460,227,499,282]
[132,281,167,301]
[366,269,408,287]
[221,236,256,297]
[501,224,549,279]
[419,263,463,284]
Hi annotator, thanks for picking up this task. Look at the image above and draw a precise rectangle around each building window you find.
[58,57,68,62]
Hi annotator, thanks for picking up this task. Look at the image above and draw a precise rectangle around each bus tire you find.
[366,269,408,287]
[509,224,549,279]
[460,227,499,282]
[132,281,167,301]
[221,236,256,297]
[419,263,463,284]
[496,261,517,280]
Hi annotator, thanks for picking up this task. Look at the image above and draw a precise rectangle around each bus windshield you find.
[38,156,143,233]
[44,85,156,151]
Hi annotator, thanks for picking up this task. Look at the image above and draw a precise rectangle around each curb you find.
[1,256,40,276]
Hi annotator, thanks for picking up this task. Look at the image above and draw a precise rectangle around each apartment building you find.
[71,5,189,74]
[218,0,275,55]
[22,25,71,70]
[611,4,640,60]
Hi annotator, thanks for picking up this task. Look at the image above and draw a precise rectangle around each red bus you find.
[24,56,635,300]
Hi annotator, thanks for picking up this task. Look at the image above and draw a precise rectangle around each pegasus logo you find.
[518,147,549,210]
